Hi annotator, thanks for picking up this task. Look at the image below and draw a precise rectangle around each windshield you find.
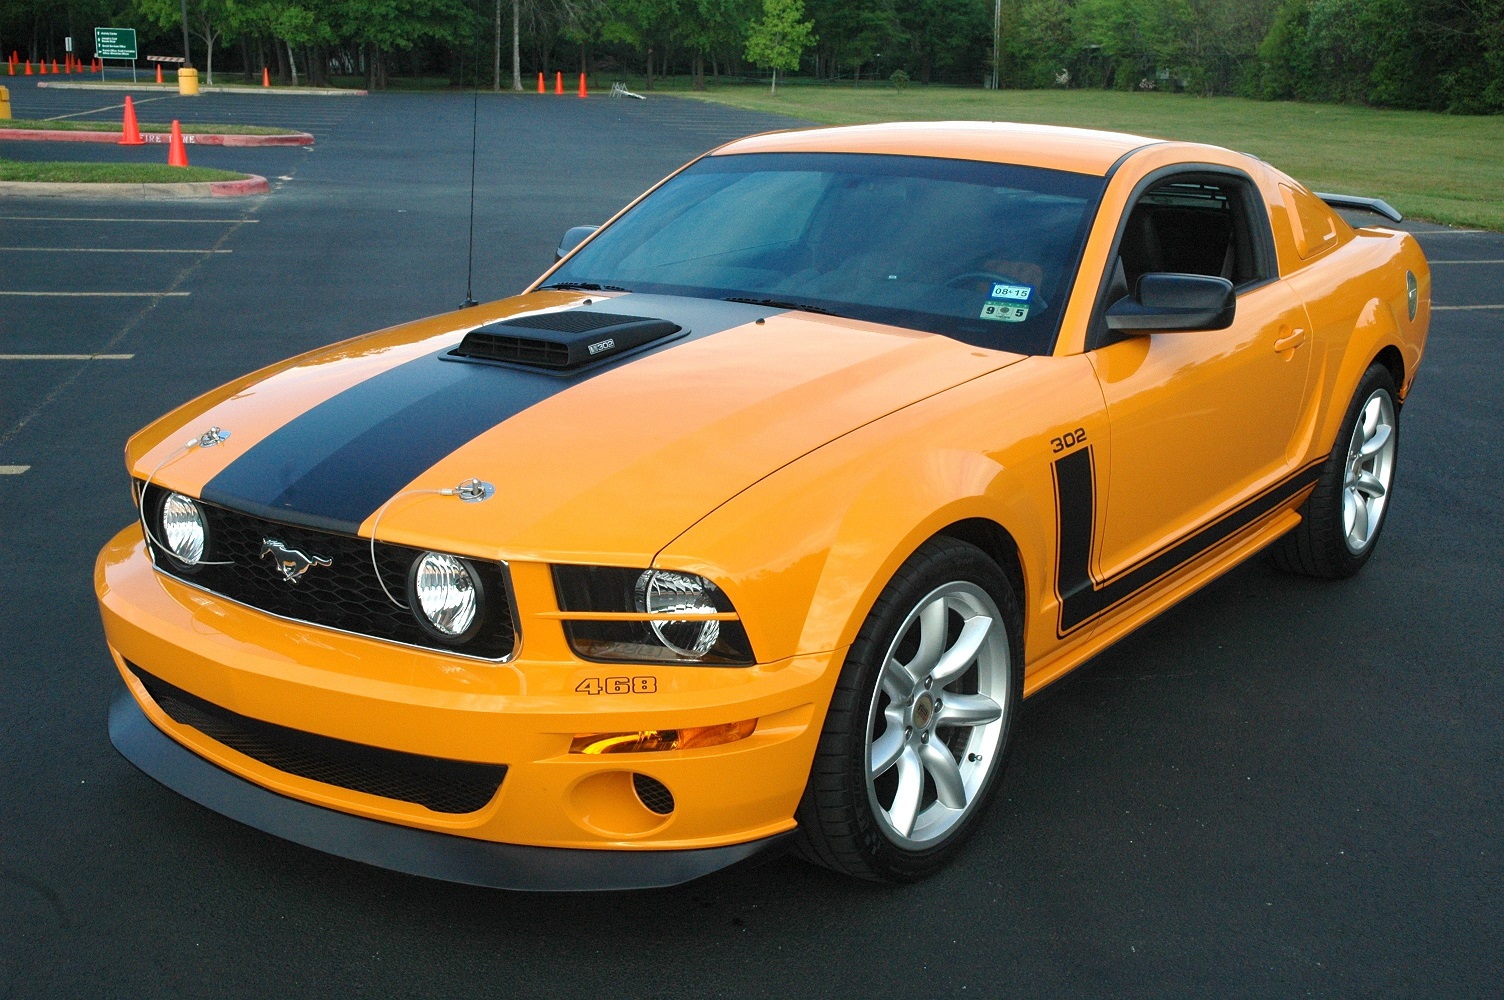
[545,152,1106,355]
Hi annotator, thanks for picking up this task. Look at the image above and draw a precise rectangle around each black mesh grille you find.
[632,773,675,815]
[129,663,507,814]
[141,484,516,660]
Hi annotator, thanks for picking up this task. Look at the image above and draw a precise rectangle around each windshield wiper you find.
[540,281,632,292]
[724,296,837,316]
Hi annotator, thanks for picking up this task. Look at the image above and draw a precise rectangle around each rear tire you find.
[1271,363,1400,579]
[793,536,1023,882]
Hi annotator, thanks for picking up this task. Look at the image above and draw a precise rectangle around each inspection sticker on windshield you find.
[981,283,1032,322]
[990,283,1032,302]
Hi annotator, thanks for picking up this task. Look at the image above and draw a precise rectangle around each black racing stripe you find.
[1053,446,1321,636]
[202,294,775,534]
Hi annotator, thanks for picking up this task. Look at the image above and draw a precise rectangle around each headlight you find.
[408,551,482,641]
[552,565,755,665]
[635,570,721,657]
[160,492,207,566]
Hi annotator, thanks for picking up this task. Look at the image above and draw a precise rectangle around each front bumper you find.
[109,689,795,890]
[97,525,841,872]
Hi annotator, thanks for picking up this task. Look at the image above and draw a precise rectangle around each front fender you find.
[653,355,1109,666]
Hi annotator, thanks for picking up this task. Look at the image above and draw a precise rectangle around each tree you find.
[676,0,753,89]
[601,0,678,89]
[135,0,242,84]
[744,0,814,92]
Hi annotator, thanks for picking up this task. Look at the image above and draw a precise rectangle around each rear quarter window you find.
[1280,183,1340,260]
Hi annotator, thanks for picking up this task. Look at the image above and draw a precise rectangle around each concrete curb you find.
[35,81,366,96]
[0,127,314,146]
[0,173,271,199]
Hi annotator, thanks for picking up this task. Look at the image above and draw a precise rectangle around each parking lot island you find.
[0,160,270,197]
[0,119,314,146]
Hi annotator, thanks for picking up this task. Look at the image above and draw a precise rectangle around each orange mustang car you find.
[97,122,1428,888]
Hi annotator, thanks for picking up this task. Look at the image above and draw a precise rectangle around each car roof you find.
[714,121,1165,177]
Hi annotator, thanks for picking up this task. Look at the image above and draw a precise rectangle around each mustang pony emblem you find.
[259,539,332,584]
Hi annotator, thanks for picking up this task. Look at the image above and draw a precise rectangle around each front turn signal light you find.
[570,719,757,755]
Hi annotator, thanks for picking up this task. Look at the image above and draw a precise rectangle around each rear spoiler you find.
[1316,192,1403,224]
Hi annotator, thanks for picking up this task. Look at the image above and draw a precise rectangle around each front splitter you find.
[108,688,794,891]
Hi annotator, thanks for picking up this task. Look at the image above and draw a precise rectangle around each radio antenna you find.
[460,46,480,309]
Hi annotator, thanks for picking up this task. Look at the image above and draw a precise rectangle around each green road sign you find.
[94,28,137,61]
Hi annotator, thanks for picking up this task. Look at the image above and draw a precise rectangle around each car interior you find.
[1091,173,1272,348]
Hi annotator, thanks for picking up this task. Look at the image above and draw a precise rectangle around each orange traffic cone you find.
[578,72,587,98]
[155,63,163,83]
[38,59,46,75]
[119,95,146,145]
[262,66,270,87]
[537,72,544,93]
[24,60,32,75]
[6,61,11,76]
[555,71,563,94]
[52,59,59,73]
[167,120,189,167]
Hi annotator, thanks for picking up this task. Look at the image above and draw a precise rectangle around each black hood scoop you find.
[448,310,684,373]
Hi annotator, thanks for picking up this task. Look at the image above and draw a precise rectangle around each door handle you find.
[1274,327,1307,353]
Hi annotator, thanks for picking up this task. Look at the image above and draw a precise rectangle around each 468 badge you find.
[575,676,658,695]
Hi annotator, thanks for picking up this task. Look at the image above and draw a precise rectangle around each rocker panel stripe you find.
[1053,446,1322,635]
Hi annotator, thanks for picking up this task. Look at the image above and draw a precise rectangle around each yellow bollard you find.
[0,85,10,120]
[177,67,199,96]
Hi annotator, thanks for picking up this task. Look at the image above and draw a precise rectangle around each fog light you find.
[570,719,757,755]
[409,551,481,639]
[160,492,206,565]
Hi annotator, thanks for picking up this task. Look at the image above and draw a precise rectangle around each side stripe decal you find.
[1052,446,1322,636]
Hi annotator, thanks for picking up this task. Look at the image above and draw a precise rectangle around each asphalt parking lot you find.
[2,80,1501,997]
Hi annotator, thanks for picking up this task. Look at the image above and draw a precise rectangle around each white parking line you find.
[0,466,30,475]
[1432,304,1504,311]
[0,291,190,297]
[43,96,172,121]
[1430,260,1504,265]
[0,354,134,360]
[0,247,232,254]
[0,216,256,224]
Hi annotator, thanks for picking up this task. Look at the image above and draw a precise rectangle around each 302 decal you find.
[1050,427,1088,453]
[575,676,658,695]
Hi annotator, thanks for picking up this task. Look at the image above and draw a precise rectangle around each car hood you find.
[130,292,1022,564]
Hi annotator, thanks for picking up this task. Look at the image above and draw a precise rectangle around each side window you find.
[1118,176,1272,291]
[1089,171,1276,349]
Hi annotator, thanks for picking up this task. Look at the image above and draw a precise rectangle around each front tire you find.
[793,537,1023,882]
[1271,362,1401,578]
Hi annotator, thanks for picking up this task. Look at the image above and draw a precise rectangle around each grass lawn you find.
[673,82,1504,230]
[1,118,301,135]
[0,159,249,183]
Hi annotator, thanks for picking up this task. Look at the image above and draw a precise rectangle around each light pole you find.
[991,0,1001,90]
[179,0,191,66]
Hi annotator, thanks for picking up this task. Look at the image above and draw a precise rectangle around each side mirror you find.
[1105,272,1235,332]
[556,225,599,262]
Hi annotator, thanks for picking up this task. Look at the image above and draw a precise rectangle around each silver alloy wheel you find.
[1342,389,1397,554]
[864,581,1010,848]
